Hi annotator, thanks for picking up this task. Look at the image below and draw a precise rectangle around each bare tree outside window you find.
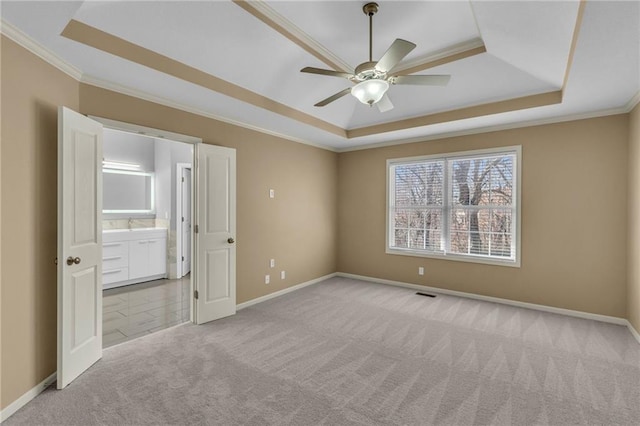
[389,149,517,263]
[450,155,513,257]
[393,161,444,252]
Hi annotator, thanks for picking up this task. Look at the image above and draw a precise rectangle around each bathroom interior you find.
[101,128,193,348]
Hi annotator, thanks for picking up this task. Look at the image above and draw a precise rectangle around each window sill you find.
[385,247,521,268]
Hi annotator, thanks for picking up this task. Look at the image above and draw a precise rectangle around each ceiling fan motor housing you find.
[363,3,379,16]
[354,61,386,82]
[300,1,449,109]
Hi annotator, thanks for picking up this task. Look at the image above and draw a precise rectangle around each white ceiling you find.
[2,1,639,151]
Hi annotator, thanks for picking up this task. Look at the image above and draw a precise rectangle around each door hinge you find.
[182,256,185,261]
[194,224,199,233]
[182,177,184,182]
[181,216,184,222]
[194,290,199,300]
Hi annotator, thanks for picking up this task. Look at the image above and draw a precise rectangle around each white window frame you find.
[386,146,521,267]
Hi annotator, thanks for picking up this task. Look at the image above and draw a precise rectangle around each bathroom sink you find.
[103,227,167,243]
[103,227,162,233]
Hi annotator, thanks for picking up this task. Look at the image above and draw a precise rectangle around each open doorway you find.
[58,109,236,388]
[100,128,194,348]
[176,163,192,279]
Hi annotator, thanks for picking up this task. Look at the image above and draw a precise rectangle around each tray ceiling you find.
[1,1,639,150]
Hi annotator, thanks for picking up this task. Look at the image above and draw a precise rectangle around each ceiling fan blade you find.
[301,67,353,79]
[314,88,352,107]
[377,93,394,112]
[391,75,451,86]
[375,39,416,73]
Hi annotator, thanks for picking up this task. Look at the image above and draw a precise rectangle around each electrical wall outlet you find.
[281,271,286,279]
[270,259,275,268]
[265,275,270,284]
[418,267,424,275]
[269,189,275,198]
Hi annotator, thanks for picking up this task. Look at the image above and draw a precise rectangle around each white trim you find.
[386,146,521,267]
[336,272,629,326]
[236,273,336,311]
[243,2,353,73]
[1,275,636,421]
[81,76,336,152]
[0,372,56,422]
[340,106,637,153]
[0,19,83,81]
[2,16,637,154]
[91,116,202,145]
[175,163,192,280]
[0,17,333,152]
[625,91,640,112]
[627,320,640,345]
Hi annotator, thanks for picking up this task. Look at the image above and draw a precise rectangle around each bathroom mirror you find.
[103,169,155,214]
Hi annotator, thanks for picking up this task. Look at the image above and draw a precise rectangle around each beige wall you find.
[338,115,629,317]
[78,85,338,304]
[1,31,638,415]
[1,37,80,408]
[0,39,338,410]
[628,104,640,332]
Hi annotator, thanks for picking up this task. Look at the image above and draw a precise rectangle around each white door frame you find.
[176,163,192,279]
[88,116,201,325]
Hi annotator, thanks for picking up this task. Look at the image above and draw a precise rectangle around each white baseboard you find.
[1,274,637,421]
[626,320,640,345]
[236,273,337,311]
[0,372,56,423]
[337,272,629,326]
[0,273,335,421]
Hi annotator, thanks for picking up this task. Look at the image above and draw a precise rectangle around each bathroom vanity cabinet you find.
[102,228,167,289]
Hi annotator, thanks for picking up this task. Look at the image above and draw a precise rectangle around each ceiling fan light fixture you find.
[351,79,389,106]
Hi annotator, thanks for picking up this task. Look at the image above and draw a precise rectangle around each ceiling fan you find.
[301,2,451,112]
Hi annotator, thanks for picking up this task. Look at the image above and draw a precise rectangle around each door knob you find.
[227,237,235,244]
[66,256,81,265]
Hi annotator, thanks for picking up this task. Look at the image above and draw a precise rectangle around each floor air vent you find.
[416,292,437,298]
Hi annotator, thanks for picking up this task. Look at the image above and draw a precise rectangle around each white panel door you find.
[182,167,192,276]
[57,107,103,389]
[195,144,236,324]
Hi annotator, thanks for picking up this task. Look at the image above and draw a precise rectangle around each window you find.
[387,146,520,266]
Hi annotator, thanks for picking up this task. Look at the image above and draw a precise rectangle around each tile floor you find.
[102,275,191,348]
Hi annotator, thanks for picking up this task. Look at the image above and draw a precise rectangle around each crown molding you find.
[625,90,640,112]
[233,0,353,72]
[0,17,337,152]
[0,18,82,81]
[338,105,634,153]
[80,75,337,152]
[3,16,638,155]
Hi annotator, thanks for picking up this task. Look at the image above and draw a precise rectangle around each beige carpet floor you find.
[6,277,640,425]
